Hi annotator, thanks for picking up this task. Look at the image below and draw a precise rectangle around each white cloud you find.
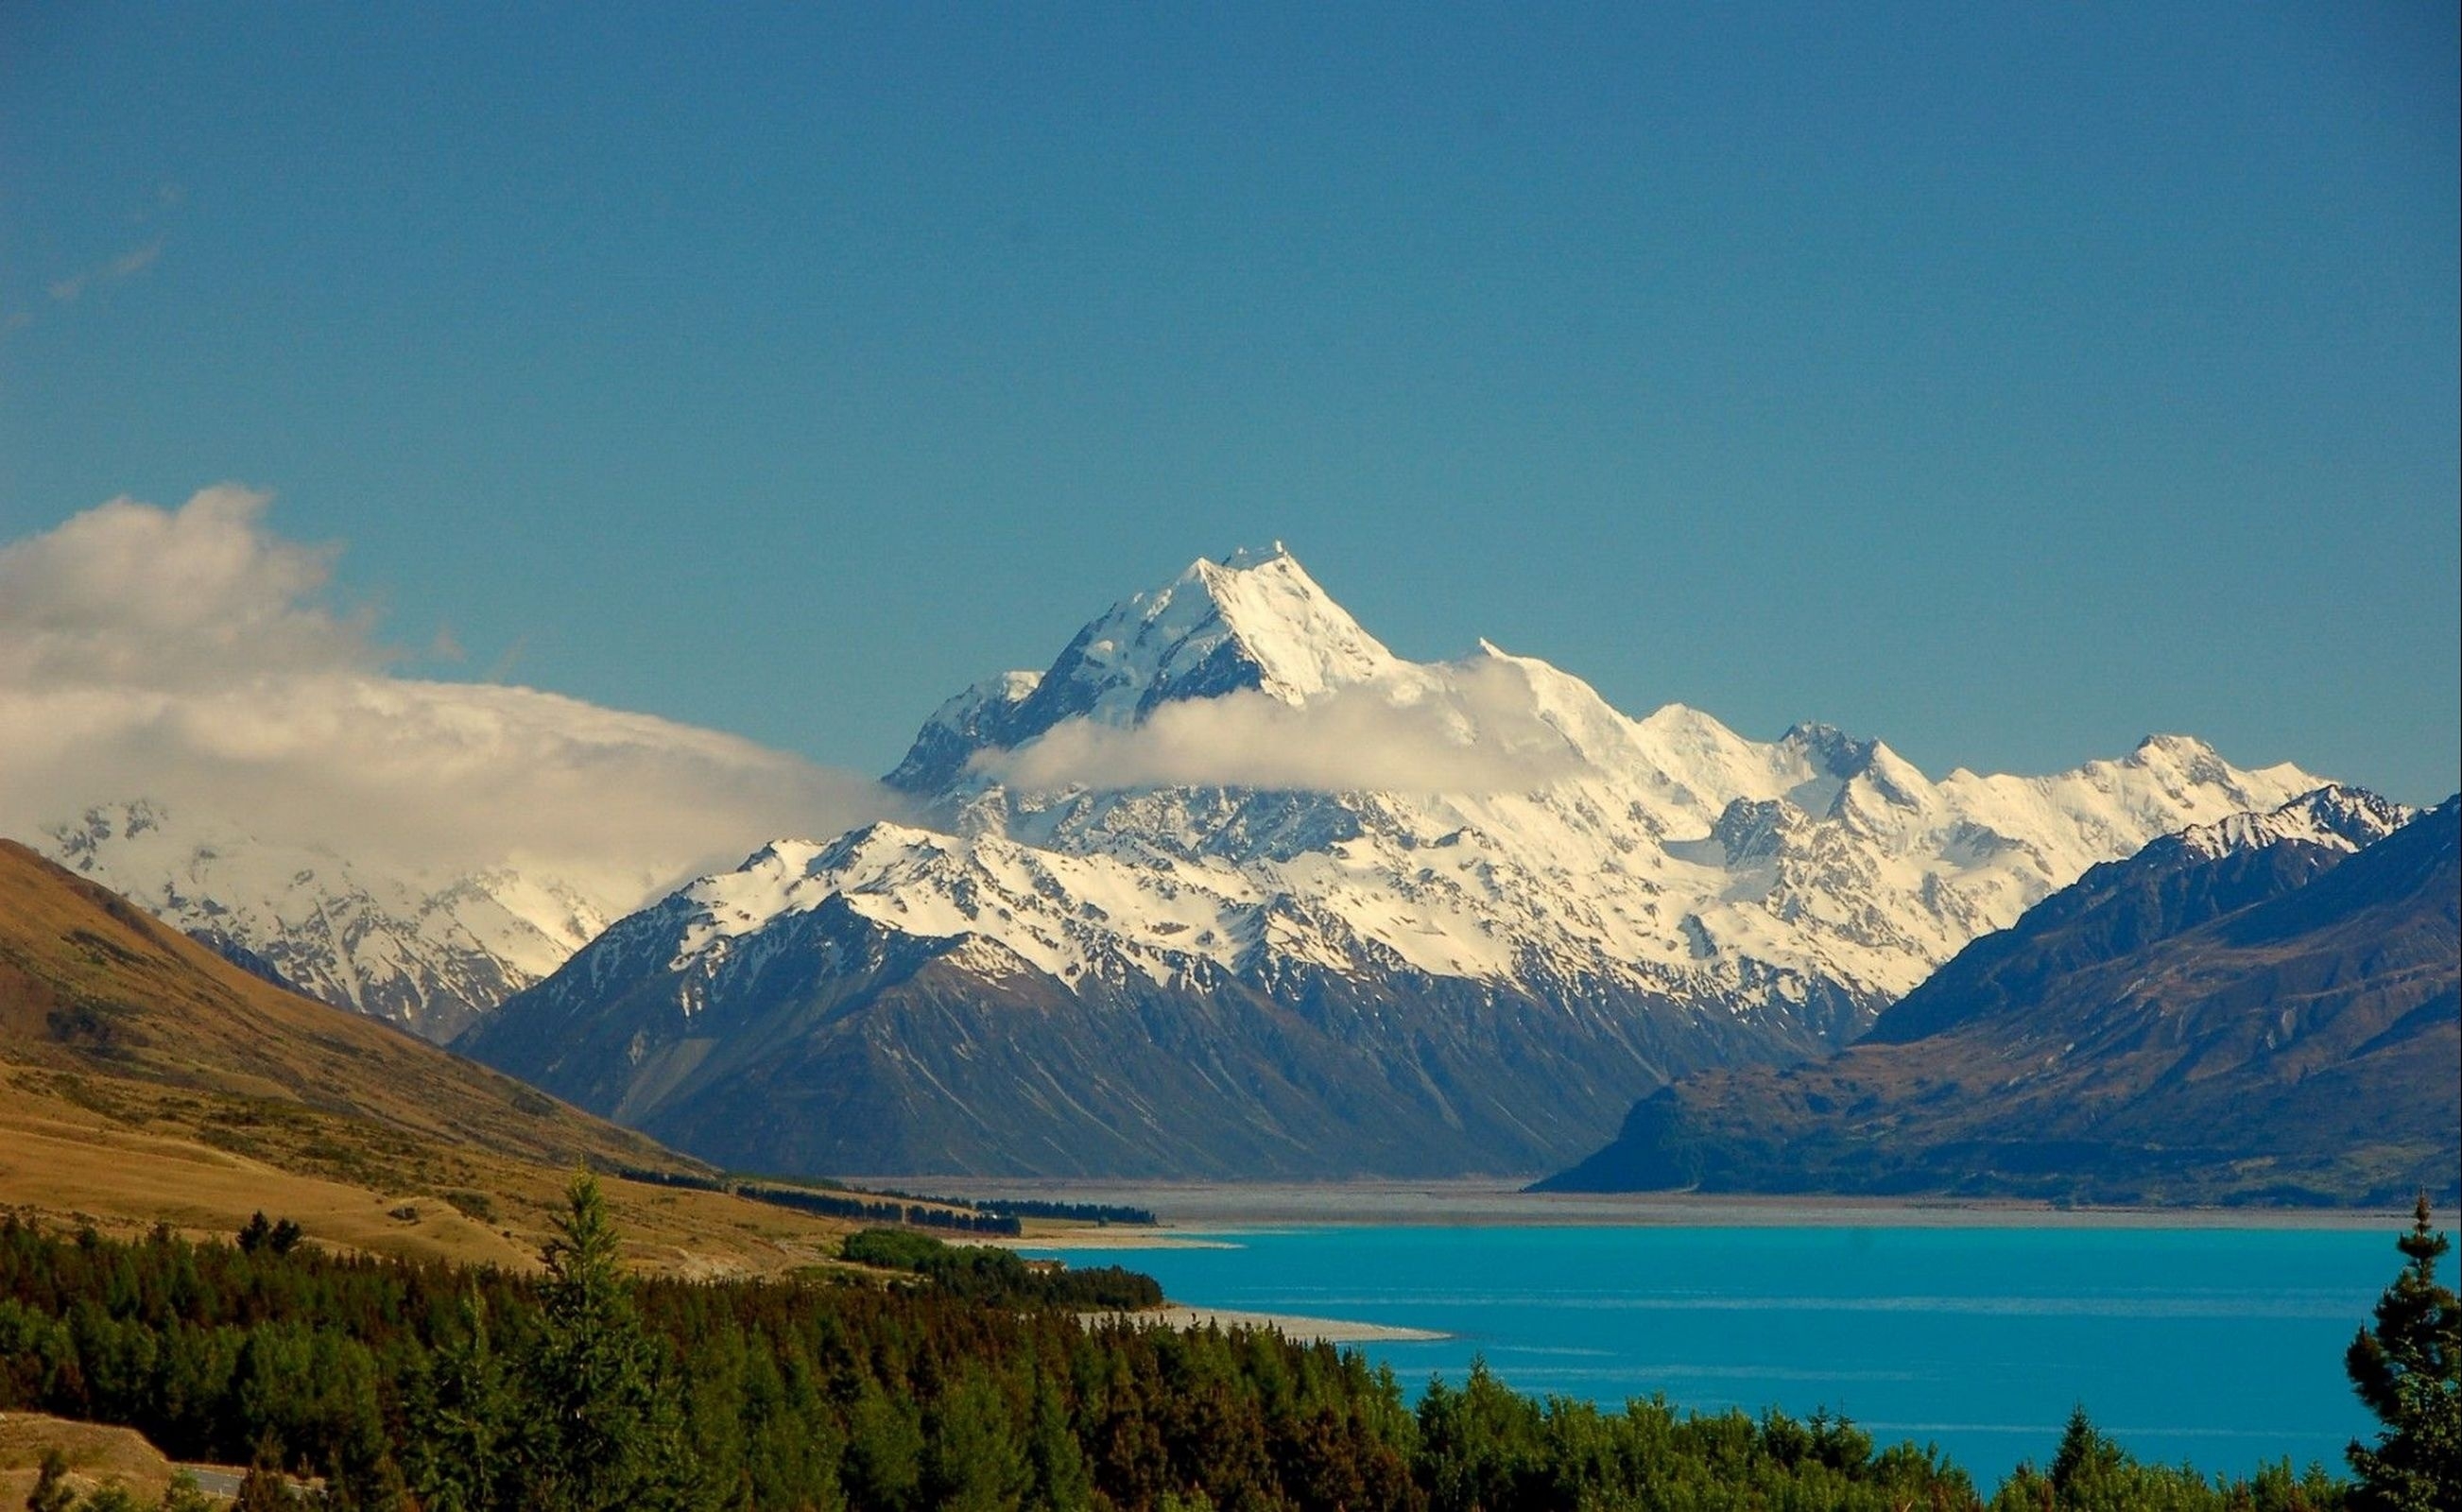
[0,489,902,905]
[0,486,362,685]
[973,657,1585,795]
[47,239,164,302]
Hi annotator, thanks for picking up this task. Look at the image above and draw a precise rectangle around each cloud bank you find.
[973,657,1586,795]
[0,488,900,905]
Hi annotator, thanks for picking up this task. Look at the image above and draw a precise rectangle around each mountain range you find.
[1538,788,2458,1204]
[453,547,2350,1178]
[42,799,617,1042]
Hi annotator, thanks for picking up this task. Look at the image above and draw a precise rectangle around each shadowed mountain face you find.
[1539,796,2461,1206]
[457,880,1801,1178]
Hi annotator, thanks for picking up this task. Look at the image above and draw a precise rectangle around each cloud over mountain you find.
[972,655,1586,795]
[0,488,898,902]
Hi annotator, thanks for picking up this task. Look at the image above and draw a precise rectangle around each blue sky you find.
[4,4,2455,802]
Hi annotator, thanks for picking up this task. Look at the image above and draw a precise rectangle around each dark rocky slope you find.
[1539,797,2461,1205]
[457,885,1813,1178]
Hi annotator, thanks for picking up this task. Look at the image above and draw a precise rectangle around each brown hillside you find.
[0,839,862,1275]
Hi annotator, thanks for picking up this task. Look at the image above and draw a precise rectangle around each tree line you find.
[837,1228,1162,1311]
[613,1168,1025,1236]
[1,1185,2452,1510]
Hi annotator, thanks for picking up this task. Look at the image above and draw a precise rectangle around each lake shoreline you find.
[1010,1219,2395,1485]
[1089,1304,1450,1344]
[846,1177,2417,1236]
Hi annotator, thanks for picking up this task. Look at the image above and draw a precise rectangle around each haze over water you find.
[1031,1224,2392,1486]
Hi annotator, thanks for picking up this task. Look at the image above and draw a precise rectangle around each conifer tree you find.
[405,1292,512,1512]
[1026,1364,1093,1509]
[2045,1405,2126,1503]
[525,1172,701,1512]
[845,1383,925,1510]
[923,1365,1033,1511]
[2345,1193,2462,1511]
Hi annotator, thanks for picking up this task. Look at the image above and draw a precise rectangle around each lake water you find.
[1027,1224,2397,1487]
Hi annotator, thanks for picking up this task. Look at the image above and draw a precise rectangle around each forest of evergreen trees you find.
[0,1182,2450,1511]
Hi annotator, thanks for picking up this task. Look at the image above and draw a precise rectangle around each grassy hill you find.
[0,838,872,1275]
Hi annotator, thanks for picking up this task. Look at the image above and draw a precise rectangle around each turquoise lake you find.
[1028,1224,2396,1487]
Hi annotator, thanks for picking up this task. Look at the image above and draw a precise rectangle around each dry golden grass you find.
[0,1411,219,1505]
[0,839,893,1278]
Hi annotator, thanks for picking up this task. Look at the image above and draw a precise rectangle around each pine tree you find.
[525,1172,702,1512]
[845,1383,925,1511]
[2345,1193,2462,1511]
[1026,1364,1093,1510]
[405,1291,513,1512]
[922,1366,1032,1512]
[2045,1405,2126,1503]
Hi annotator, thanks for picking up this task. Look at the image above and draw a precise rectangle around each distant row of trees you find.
[610,1165,1162,1235]
[838,1228,1162,1310]
[862,1193,1162,1228]
[1,1186,2452,1510]
[611,1166,1028,1235]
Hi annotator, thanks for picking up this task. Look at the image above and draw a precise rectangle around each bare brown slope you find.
[0,839,855,1274]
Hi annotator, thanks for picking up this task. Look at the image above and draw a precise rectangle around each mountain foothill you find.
[0,837,887,1273]
[13,547,2455,1201]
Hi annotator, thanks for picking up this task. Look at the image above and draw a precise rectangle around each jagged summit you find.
[1782,722,1881,780]
[1133,545,1401,703]
[2164,783,2414,862]
[1219,540,1292,569]
[887,545,1401,793]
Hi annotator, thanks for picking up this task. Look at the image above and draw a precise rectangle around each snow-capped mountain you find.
[43,800,615,1041]
[2161,783,2413,861]
[464,547,2355,1178]
[1541,792,2454,1202]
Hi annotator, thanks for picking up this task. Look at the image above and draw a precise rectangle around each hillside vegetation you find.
[0,840,872,1275]
[0,1179,2416,1511]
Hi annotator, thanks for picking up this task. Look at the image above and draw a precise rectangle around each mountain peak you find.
[1782,722,1881,780]
[1216,541,1293,571]
[887,545,1399,794]
[2167,783,2413,861]
[1171,546,1392,691]
[2131,732,2222,765]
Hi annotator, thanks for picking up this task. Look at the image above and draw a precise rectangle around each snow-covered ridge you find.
[40,544,2376,1058]
[2161,784,2413,860]
[651,546,2347,1026]
[43,799,618,1041]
